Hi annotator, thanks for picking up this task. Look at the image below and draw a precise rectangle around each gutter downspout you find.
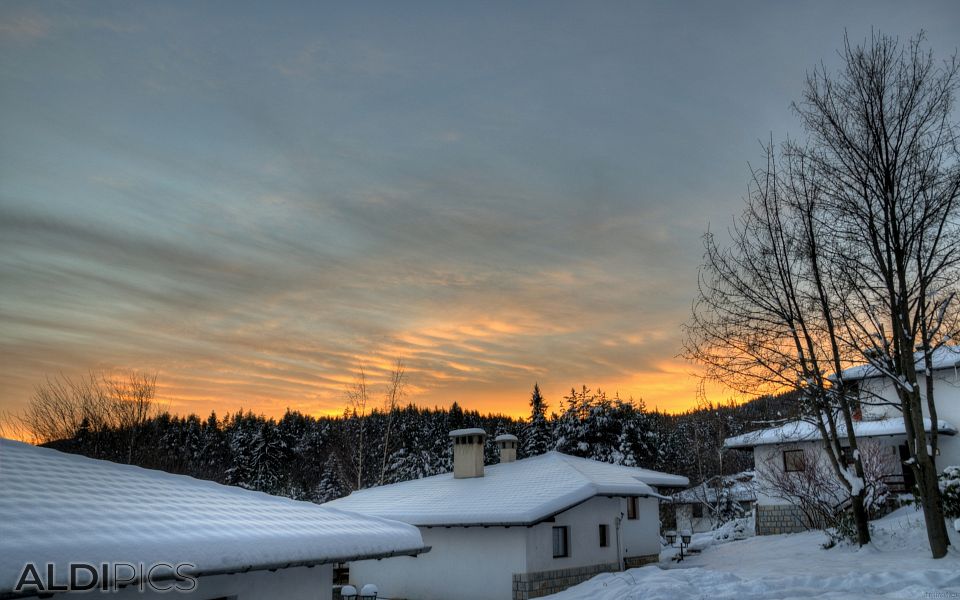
[615,512,624,570]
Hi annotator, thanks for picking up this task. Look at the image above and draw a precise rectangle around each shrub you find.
[940,466,960,519]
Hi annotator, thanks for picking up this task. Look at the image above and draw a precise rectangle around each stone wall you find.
[755,505,814,535]
[512,562,620,600]
[622,554,659,569]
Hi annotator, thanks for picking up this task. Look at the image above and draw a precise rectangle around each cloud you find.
[0,12,51,41]
[4,0,951,429]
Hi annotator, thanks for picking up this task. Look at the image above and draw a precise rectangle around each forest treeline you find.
[40,380,797,504]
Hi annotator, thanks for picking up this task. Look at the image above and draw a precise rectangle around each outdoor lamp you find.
[665,530,677,544]
[681,531,692,545]
[341,585,358,599]
[360,583,379,599]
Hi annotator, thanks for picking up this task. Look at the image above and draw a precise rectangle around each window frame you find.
[552,526,570,558]
[626,496,638,520]
[691,502,704,518]
[783,449,805,472]
[598,523,609,548]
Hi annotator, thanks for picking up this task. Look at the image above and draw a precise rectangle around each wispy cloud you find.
[2,1,956,425]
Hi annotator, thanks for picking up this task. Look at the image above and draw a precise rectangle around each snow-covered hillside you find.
[544,508,960,600]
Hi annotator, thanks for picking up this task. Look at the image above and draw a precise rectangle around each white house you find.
[326,429,688,600]
[724,346,960,535]
[672,472,756,534]
[0,438,427,600]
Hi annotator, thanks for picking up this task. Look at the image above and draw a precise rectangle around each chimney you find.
[449,428,487,478]
[495,434,518,463]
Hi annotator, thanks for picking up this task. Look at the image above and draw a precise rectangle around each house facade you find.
[0,439,427,600]
[672,472,756,534]
[724,346,960,535]
[326,429,688,600]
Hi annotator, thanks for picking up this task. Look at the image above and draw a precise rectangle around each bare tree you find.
[757,440,894,537]
[337,359,411,490]
[20,371,112,445]
[685,142,874,545]
[18,370,157,462]
[105,371,157,463]
[379,359,407,486]
[344,366,370,491]
[793,31,960,557]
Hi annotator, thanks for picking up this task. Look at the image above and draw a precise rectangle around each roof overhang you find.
[0,546,432,600]
[724,420,957,450]
[415,491,668,528]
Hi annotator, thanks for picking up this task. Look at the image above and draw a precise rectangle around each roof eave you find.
[414,491,666,528]
[0,546,432,600]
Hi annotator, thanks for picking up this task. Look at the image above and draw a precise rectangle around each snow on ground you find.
[545,508,960,600]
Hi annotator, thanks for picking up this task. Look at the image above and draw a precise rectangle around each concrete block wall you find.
[755,505,815,535]
[622,553,659,569]
[512,562,620,600]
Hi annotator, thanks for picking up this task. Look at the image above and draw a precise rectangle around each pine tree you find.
[554,386,591,456]
[715,485,744,525]
[317,454,348,502]
[523,383,552,457]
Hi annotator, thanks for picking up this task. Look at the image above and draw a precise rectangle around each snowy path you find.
[544,508,960,600]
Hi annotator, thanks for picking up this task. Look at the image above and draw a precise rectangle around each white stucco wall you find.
[674,504,716,534]
[525,496,616,573]
[859,370,960,468]
[620,497,660,558]
[347,495,662,600]
[349,527,527,600]
[752,438,903,508]
[45,565,333,600]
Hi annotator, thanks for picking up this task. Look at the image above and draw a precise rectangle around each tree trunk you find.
[850,492,870,547]
[917,456,950,558]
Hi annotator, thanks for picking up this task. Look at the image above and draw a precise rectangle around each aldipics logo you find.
[14,562,198,594]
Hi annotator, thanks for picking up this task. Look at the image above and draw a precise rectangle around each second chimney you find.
[449,428,487,478]
[495,434,518,463]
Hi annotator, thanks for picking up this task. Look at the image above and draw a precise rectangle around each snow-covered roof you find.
[837,345,960,382]
[723,417,958,449]
[0,439,427,594]
[495,434,519,442]
[673,472,757,504]
[449,428,486,437]
[325,452,688,527]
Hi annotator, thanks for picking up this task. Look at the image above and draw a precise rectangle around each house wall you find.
[348,526,528,600]
[620,497,661,562]
[518,496,658,598]
[674,503,715,534]
[752,437,905,534]
[48,565,334,600]
[859,371,960,468]
[347,496,662,600]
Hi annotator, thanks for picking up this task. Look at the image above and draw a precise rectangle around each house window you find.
[552,526,569,558]
[691,503,703,518]
[599,524,609,547]
[783,449,805,472]
[627,497,638,520]
[841,446,856,465]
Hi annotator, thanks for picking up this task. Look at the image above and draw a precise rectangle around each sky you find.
[1,1,958,425]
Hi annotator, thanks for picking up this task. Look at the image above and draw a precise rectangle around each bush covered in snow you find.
[940,466,960,519]
[712,515,752,542]
[716,486,746,525]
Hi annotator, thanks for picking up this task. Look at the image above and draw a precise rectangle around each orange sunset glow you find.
[3,3,948,429]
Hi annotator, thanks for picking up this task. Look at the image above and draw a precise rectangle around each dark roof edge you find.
[0,546,431,600]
